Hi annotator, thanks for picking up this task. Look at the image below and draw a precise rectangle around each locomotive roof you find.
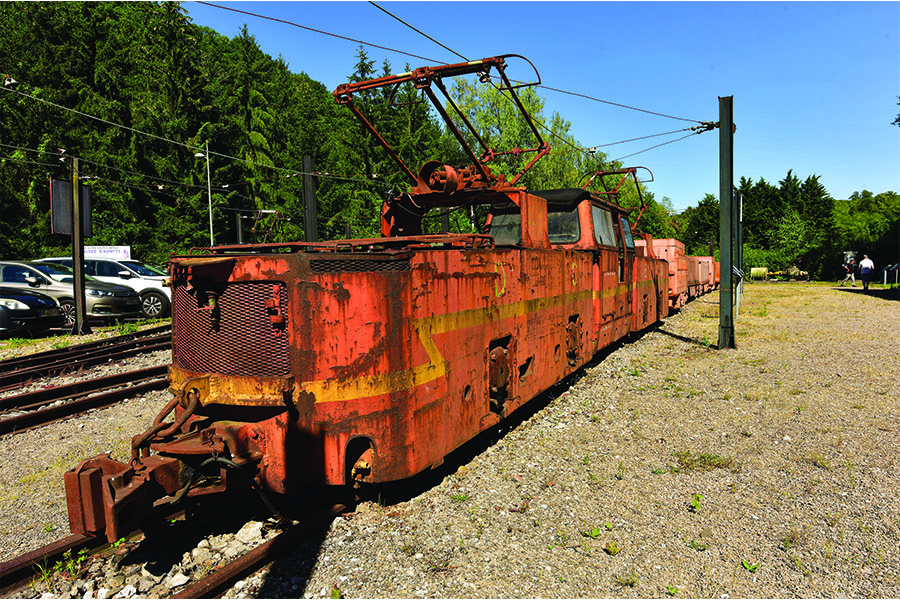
[490,188,632,214]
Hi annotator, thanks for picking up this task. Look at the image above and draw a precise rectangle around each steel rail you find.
[0,534,96,596]
[0,324,170,370]
[0,365,168,413]
[0,507,187,597]
[0,369,168,434]
[0,332,171,391]
[171,503,349,599]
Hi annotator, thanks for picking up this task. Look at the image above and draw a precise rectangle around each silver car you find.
[41,257,171,319]
[0,261,141,327]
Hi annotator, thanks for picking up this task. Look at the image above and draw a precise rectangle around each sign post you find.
[70,157,92,335]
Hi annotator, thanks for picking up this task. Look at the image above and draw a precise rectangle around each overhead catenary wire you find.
[197,1,442,67]
[0,87,389,190]
[368,2,468,62]
[361,0,709,162]
[201,1,709,126]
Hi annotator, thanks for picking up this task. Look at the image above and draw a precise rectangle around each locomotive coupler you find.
[65,377,268,542]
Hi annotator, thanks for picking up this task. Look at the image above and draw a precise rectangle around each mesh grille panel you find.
[310,258,410,273]
[173,282,290,377]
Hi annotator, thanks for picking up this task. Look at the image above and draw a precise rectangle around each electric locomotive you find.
[66,56,695,542]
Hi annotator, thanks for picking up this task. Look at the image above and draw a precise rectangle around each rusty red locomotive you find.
[65,56,718,542]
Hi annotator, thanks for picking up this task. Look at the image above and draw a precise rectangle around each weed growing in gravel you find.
[580,527,602,539]
[1,337,31,350]
[614,570,639,587]
[33,561,56,594]
[54,548,88,579]
[615,461,626,480]
[604,541,621,556]
[450,493,470,503]
[111,320,141,336]
[49,337,73,350]
[551,529,569,548]
[43,523,56,533]
[685,538,708,551]
[788,553,809,575]
[427,559,455,573]
[741,559,760,573]
[803,450,831,470]
[844,461,857,488]
[689,493,703,513]
[399,542,416,556]
[666,584,678,596]
[781,527,805,550]
[673,450,738,472]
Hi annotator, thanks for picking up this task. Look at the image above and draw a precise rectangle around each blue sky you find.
[184,1,899,212]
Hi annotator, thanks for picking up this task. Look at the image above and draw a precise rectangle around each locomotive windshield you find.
[548,207,580,244]
[488,213,521,245]
[592,206,617,247]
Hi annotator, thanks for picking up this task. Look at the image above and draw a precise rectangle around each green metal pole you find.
[718,97,736,349]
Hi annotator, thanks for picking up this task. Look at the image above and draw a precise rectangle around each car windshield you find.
[31,263,75,283]
[122,260,166,276]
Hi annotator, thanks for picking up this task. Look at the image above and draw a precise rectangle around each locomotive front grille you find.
[172,281,291,377]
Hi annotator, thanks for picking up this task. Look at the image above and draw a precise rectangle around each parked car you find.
[41,257,171,319]
[0,286,65,337]
[0,261,141,327]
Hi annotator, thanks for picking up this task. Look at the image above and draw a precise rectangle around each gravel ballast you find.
[2,283,898,598]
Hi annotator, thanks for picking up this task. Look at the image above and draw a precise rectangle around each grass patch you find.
[802,451,831,470]
[673,450,739,472]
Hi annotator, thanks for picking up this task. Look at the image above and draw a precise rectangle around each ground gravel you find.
[3,283,898,599]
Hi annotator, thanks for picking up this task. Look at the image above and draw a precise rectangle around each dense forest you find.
[1,3,897,280]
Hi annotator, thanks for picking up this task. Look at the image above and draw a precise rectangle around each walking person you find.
[840,259,856,287]
[859,255,875,291]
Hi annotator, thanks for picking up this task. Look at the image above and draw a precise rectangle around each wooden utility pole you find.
[718,96,735,349]
[71,157,91,335]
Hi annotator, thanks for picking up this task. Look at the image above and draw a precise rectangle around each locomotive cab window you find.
[592,206,617,247]
[620,216,635,250]
[548,207,580,244]
[488,212,521,246]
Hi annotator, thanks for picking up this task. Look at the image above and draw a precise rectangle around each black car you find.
[0,286,66,337]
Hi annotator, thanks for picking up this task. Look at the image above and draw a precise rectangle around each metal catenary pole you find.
[718,96,736,349]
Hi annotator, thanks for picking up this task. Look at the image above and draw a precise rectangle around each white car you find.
[41,257,171,319]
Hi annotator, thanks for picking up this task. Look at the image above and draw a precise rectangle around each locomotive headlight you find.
[0,298,29,310]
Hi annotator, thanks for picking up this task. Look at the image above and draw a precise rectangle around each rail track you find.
[0,502,350,599]
[0,324,171,392]
[0,324,172,434]
[0,365,168,435]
